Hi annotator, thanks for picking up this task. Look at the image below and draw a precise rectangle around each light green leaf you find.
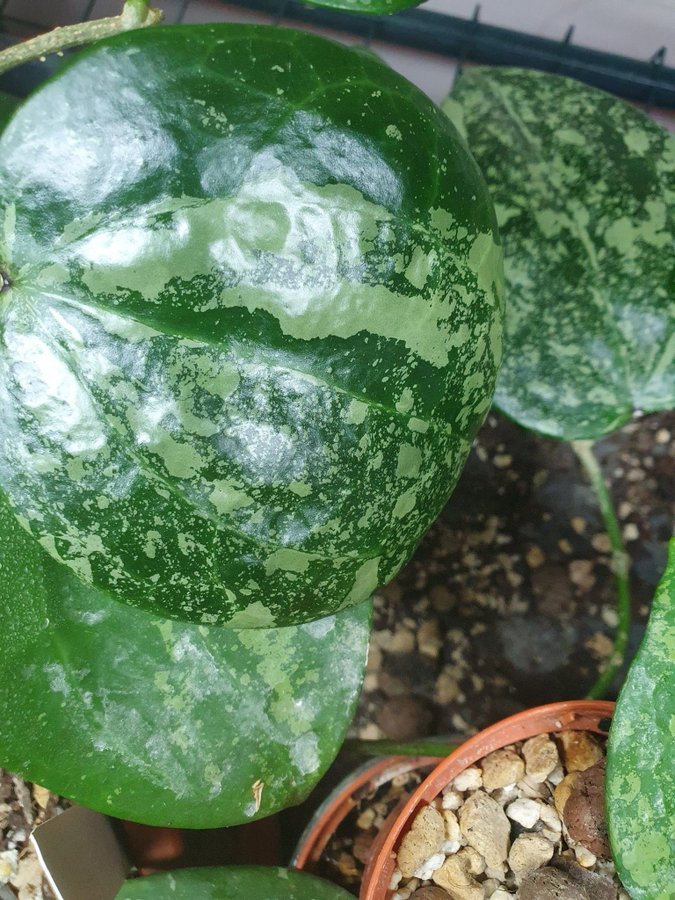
[607,540,675,900]
[445,67,675,440]
[0,25,503,628]
[0,485,370,827]
[115,867,353,899]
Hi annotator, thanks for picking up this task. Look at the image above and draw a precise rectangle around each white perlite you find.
[506,798,540,828]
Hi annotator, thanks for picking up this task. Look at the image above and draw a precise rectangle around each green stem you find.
[0,1,163,77]
[343,737,459,758]
[572,439,631,700]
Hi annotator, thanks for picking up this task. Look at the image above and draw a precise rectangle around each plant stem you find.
[572,439,631,700]
[343,737,459,758]
[0,1,163,77]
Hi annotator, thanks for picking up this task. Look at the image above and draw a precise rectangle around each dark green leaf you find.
[0,25,503,627]
[0,486,370,827]
[115,867,353,899]
[607,540,675,900]
[445,67,675,441]
[0,91,17,126]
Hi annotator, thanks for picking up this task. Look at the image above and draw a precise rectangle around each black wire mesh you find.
[0,0,674,108]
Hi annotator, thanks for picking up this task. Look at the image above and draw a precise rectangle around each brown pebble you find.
[377,696,431,741]
[352,830,373,865]
[551,854,619,900]
[557,731,604,772]
[411,887,452,900]
[516,866,589,899]
[522,734,559,783]
[556,761,610,857]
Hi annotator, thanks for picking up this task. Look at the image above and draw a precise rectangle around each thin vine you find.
[572,439,631,700]
[0,1,162,77]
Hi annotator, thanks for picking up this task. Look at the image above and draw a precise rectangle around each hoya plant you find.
[0,0,502,837]
[445,67,674,895]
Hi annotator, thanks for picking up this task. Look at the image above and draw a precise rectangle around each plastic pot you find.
[292,755,444,889]
[360,699,615,900]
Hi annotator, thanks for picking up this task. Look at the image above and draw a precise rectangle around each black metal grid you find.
[0,0,674,108]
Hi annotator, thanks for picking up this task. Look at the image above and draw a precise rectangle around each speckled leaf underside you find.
[115,867,354,899]
[0,485,371,827]
[0,25,503,628]
[445,67,675,440]
[607,540,675,900]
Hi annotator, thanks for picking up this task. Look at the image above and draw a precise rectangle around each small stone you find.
[517,777,548,799]
[516,866,589,899]
[506,798,540,829]
[552,855,619,900]
[537,802,562,832]
[494,454,512,469]
[622,523,639,541]
[557,732,604,773]
[418,620,443,658]
[554,773,579,818]
[574,845,597,868]
[547,764,565,785]
[32,783,52,811]
[442,789,463,810]
[357,806,376,830]
[443,809,461,843]
[432,851,483,900]
[453,767,483,792]
[435,667,461,705]
[0,850,18,884]
[459,791,511,870]
[481,749,525,791]
[398,805,446,878]
[556,761,610,858]
[508,832,554,877]
[411,888,452,900]
[353,831,374,864]
[389,869,403,890]
[377,696,431,741]
[591,533,611,553]
[490,893,515,900]
[414,852,448,881]
[525,546,544,568]
[522,735,559,783]
[462,846,486,876]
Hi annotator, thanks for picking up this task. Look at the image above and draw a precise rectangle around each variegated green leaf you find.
[445,67,675,440]
[607,540,675,900]
[0,25,503,628]
[0,484,370,827]
[116,867,353,899]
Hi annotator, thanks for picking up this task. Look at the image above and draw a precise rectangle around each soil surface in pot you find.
[390,730,626,900]
[314,765,436,896]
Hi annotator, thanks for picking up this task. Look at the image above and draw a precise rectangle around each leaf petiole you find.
[572,439,631,700]
[0,1,162,78]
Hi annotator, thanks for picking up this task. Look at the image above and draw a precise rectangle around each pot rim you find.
[292,755,443,873]
[360,699,615,900]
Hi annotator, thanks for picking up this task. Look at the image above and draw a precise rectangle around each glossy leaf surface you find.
[0,487,370,827]
[607,541,675,900]
[116,867,353,899]
[445,67,675,440]
[0,25,503,628]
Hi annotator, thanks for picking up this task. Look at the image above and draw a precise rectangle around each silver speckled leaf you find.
[0,485,370,827]
[607,540,675,900]
[116,867,354,899]
[445,67,675,440]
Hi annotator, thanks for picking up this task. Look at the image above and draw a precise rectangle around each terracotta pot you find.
[292,755,444,881]
[360,700,614,900]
